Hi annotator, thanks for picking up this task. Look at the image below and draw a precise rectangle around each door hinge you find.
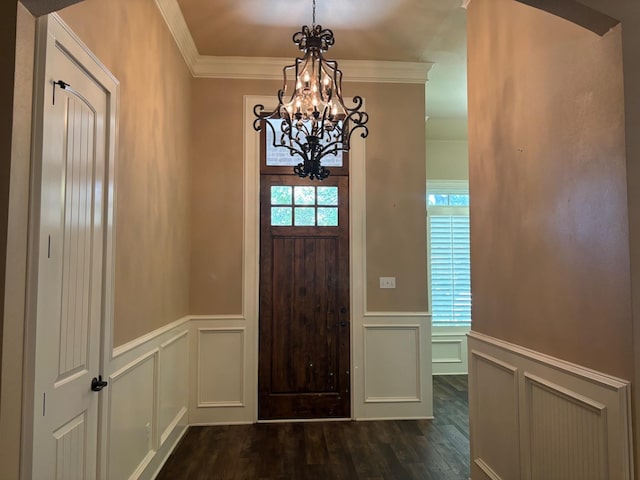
[42,392,46,417]
[47,235,51,259]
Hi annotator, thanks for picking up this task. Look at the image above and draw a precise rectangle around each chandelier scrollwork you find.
[253,4,369,181]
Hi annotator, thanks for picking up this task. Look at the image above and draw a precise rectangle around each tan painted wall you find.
[0,4,33,479]
[468,0,632,379]
[189,80,428,314]
[361,83,428,312]
[59,0,191,346]
[189,79,272,314]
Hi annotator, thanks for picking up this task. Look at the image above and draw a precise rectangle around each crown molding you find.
[156,0,432,84]
[192,56,432,84]
[155,0,199,74]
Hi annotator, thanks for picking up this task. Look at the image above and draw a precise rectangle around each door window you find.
[270,185,339,227]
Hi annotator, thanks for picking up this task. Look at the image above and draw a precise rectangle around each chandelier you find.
[253,0,369,180]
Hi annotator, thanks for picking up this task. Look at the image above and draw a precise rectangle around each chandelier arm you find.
[252,104,267,131]
[345,111,370,139]
[336,94,364,115]
[253,10,369,181]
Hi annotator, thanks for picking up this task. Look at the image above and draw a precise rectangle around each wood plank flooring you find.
[156,375,469,480]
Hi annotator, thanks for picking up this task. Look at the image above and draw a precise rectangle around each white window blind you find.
[427,181,471,326]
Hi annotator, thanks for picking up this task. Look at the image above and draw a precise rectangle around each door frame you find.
[22,13,119,480]
[243,95,366,421]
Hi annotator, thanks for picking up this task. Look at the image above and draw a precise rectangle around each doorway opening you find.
[257,121,351,420]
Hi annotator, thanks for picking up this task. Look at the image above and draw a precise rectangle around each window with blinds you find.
[427,181,471,326]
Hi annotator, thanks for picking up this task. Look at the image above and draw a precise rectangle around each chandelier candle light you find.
[253,0,369,180]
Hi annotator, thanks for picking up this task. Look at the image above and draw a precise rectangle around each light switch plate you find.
[379,277,396,289]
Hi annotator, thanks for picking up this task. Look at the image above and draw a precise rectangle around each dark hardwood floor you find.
[156,375,469,480]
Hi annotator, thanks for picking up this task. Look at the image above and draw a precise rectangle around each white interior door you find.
[31,21,109,480]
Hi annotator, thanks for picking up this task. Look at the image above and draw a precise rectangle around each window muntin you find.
[270,185,339,227]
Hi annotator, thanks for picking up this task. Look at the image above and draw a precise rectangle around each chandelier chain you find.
[312,0,316,26]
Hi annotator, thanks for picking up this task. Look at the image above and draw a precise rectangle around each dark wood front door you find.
[258,174,350,419]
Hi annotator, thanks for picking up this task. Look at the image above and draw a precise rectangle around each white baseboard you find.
[468,331,633,480]
[143,424,188,480]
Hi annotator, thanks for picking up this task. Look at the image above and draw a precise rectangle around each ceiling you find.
[175,0,468,119]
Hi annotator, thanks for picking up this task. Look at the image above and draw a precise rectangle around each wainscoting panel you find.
[470,351,520,480]
[158,331,189,445]
[104,318,189,480]
[353,313,432,420]
[432,325,469,375]
[364,325,421,402]
[189,317,256,425]
[197,328,245,407]
[526,373,607,480]
[468,331,633,480]
[107,351,157,480]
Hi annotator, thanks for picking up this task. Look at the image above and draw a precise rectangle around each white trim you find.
[154,0,431,84]
[474,459,503,480]
[196,327,247,409]
[189,314,245,321]
[364,311,431,317]
[158,331,189,446]
[468,331,630,389]
[469,332,633,480]
[197,401,245,408]
[355,416,434,421]
[432,326,469,374]
[129,450,156,480]
[147,425,189,480]
[349,101,367,419]
[243,96,264,422]
[107,350,159,480]
[102,318,188,480]
[112,316,190,358]
[159,407,187,446]
[154,0,198,74]
[193,55,432,84]
[189,421,254,427]
[257,418,351,424]
[365,397,422,404]
[363,324,422,404]
[109,349,159,383]
[159,329,189,350]
[471,349,519,375]
[524,372,607,412]
[432,325,470,334]
[432,338,463,364]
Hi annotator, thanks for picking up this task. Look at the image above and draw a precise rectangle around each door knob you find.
[91,375,108,392]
